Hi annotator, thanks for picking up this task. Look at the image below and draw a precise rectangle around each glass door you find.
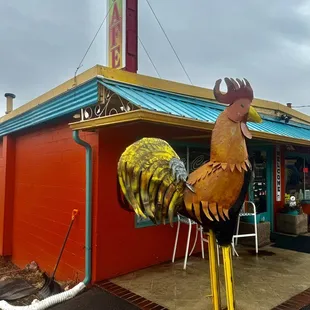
[247,147,273,224]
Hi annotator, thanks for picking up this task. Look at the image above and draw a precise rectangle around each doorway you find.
[247,146,273,228]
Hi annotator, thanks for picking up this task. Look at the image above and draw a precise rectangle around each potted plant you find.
[280,195,303,215]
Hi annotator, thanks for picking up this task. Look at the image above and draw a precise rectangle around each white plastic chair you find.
[232,201,258,256]
[172,214,220,269]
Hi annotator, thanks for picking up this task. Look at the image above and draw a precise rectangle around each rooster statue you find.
[117,77,262,310]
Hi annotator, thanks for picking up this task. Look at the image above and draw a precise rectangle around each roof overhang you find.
[2,65,310,126]
[96,66,310,124]
[69,110,214,131]
[69,109,310,146]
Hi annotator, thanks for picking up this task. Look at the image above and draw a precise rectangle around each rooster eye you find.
[241,104,244,108]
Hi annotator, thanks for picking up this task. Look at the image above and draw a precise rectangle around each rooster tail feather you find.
[117,174,133,213]
[117,138,187,225]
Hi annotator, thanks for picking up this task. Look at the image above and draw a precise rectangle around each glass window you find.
[189,146,210,173]
[248,150,267,214]
[173,145,188,171]
[285,155,310,202]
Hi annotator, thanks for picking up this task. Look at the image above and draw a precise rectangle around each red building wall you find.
[94,124,203,282]
[0,142,4,203]
[2,120,204,283]
[11,122,98,281]
[0,137,15,255]
[0,143,4,231]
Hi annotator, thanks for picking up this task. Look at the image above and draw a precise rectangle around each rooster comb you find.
[213,77,253,105]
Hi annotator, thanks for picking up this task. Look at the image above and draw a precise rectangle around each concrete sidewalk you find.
[111,245,310,310]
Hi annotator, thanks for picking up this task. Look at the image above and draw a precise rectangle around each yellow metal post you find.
[208,230,221,310]
[222,245,235,310]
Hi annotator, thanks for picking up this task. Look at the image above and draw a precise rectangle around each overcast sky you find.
[1,0,310,117]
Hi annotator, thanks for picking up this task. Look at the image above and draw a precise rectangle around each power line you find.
[138,36,161,78]
[144,0,193,85]
[293,106,310,109]
[74,1,114,79]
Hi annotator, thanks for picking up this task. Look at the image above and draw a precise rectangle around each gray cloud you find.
[0,0,106,115]
[1,0,310,117]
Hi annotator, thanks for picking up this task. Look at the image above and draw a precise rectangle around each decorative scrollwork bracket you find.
[79,87,138,121]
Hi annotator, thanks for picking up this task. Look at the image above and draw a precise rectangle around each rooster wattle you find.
[117,78,262,310]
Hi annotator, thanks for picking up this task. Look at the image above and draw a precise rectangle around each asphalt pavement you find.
[50,287,139,310]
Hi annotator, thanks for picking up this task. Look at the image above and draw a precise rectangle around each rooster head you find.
[213,77,262,139]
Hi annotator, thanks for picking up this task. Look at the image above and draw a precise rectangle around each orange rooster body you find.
[184,109,250,223]
[117,78,263,310]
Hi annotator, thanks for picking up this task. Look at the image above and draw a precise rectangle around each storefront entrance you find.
[247,146,274,227]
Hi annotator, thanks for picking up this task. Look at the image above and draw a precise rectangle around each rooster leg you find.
[208,230,221,310]
[222,245,235,310]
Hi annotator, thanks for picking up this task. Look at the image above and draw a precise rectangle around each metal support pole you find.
[222,245,235,310]
[208,230,221,310]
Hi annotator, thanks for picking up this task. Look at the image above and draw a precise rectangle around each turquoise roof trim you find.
[0,79,98,137]
[100,79,310,142]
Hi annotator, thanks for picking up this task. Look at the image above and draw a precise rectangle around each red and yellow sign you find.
[107,0,124,69]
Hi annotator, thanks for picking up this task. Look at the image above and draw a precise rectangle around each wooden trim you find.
[172,132,310,146]
[252,131,310,146]
[69,109,310,146]
[69,110,214,131]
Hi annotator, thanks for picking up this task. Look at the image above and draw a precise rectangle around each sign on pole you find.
[107,0,126,69]
[276,145,281,202]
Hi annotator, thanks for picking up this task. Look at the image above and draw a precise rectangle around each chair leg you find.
[172,220,181,263]
[208,230,221,310]
[189,225,199,256]
[232,240,239,257]
[216,244,220,265]
[222,245,236,310]
[254,214,258,254]
[235,216,240,246]
[232,237,235,257]
[183,222,192,270]
[200,226,205,259]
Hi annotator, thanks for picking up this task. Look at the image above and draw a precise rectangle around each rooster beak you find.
[247,106,262,123]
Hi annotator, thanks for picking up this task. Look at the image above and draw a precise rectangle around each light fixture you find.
[280,114,292,124]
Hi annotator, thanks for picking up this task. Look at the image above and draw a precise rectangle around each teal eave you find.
[100,79,310,142]
[0,79,99,138]
[2,76,310,143]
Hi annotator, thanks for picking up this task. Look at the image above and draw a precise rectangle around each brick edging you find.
[99,280,310,310]
[97,280,168,310]
[272,288,310,310]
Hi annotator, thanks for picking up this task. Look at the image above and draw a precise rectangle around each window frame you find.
[284,151,310,203]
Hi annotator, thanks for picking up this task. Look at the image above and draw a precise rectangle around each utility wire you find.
[138,36,161,78]
[293,106,310,109]
[74,1,114,80]
[144,0,193,85]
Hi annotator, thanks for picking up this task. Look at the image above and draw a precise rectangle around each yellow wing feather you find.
[117,138,186,225]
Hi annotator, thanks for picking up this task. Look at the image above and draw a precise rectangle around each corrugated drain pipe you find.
[0,130,93,310]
